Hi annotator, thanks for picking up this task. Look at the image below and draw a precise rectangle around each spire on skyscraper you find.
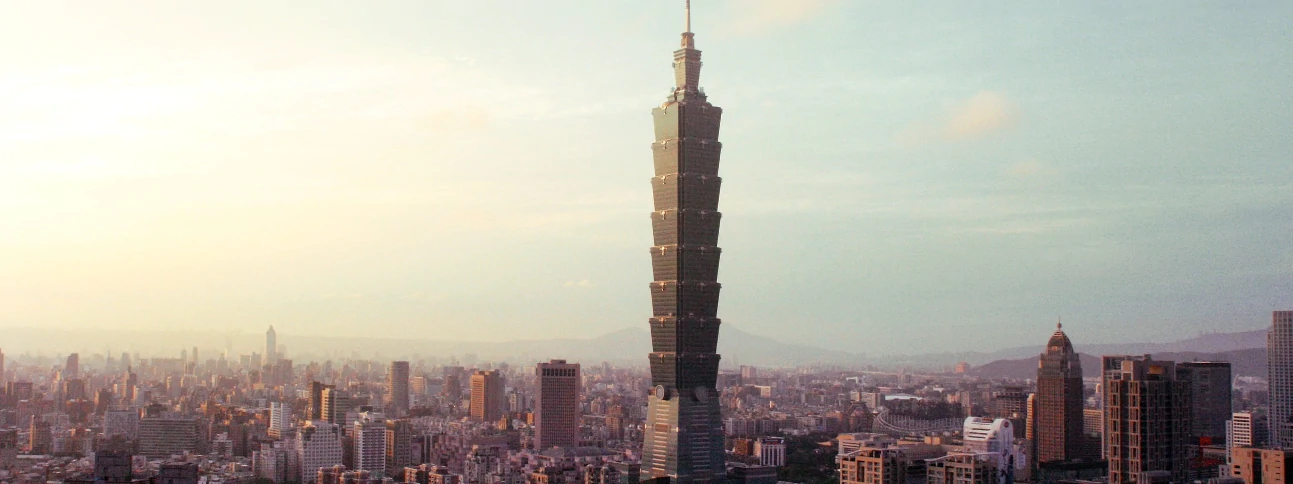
[685,0,691,33]
[643,2,727,480]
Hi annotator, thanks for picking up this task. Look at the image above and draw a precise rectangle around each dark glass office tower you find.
[642,3,726,482]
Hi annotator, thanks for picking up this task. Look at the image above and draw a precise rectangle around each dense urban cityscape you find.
[1,2,1290,484]
[0,316,1289,484]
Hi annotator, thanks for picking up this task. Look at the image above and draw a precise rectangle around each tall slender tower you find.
[1036,323,1085,464]
[266,325,277,364]
[643,2,726,481]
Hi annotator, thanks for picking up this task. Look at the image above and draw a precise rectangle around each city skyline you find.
[0,3,1289,482]
[0,315,1284,483]
[1,2,1291,355]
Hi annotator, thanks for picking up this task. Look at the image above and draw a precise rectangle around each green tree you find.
[777,433,839,484]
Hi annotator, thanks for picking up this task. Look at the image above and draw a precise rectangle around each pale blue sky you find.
[0,1,1289,354]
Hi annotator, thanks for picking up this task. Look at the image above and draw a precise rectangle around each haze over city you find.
[2,1,1291,355]
[5,2,1293,484]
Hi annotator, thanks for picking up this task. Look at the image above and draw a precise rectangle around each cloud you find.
[943,91,1018,140]
[564,279,594,288]
[723,0,836,36]
[895,91,1019,146]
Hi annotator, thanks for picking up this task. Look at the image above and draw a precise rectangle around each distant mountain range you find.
[891,329,1269,368]
[0,325,1267,370]
[968,347,1267,380]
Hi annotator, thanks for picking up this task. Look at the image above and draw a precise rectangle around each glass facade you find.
[642,26,727,483]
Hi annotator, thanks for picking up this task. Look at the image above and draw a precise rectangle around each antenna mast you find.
[686,0,692,33]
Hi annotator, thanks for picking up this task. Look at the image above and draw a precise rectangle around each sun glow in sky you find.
[2,1,1291,354]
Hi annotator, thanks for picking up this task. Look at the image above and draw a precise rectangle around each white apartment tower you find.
[268,402,292,439]
[295,421,343,484]
[353,412,387,476]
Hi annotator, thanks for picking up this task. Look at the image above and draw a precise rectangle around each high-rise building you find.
[104,408,140,440]
[269,401,293,439]
[607,404,628,442]
[991,386,1030,438]
[442,374,462,404]
[7,380,34,401]
[386,419,414,475]
[1026,392,1037,441]
[266,325,277,365]
[0,348,5,386]
[469,370,504,422]
[253,441,292,483]
[296,421,344,484]
[535,359,581,449]
[442,366,465,403]
[1176,361,1232,442]
[1036,323,1086,464]
[138,413,199,458]
[270,358,293,387]
[642,3,727,482]
[63,378,87,402]
[1269,311,1293,448]
[1103,355,1190,484]
[1230,412,1267,449]
[310,381,332,421]
[28,416,52,454]
[353,412,387,476]
[387,361,410,418]
[1082,408,1104,457]
[322,387,351,427]
[65,353,79,379]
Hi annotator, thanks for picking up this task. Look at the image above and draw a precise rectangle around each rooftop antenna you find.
[686,0,691,33]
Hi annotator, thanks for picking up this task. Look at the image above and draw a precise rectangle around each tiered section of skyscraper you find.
[642,5,727,482]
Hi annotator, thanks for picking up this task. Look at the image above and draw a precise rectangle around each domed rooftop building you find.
[1036,322,1089,464]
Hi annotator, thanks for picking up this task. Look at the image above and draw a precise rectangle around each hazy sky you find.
[1,1,1290,355]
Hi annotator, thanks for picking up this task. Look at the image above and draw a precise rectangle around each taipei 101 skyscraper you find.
[642,2,727,482]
